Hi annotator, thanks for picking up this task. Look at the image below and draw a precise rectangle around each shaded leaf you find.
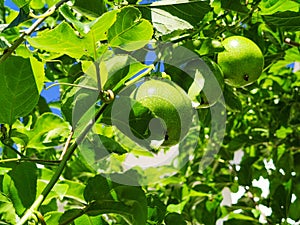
[263,11,300,32]
[227,134,249,151]
[12,0,30,8]
[27,113,70,149]
[223,84,243,112]
[84,174,112,203]
[221,0,249,13]
[73,0,107,18]
[238,157,258,186]
[4,4,30,30]
[0,56,40,125]
[4,162,37,215]
[113,185,148,225]
[165,212,186,225]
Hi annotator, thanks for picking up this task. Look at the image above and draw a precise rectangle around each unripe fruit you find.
[217,36,264,87]
[131,77,194,147]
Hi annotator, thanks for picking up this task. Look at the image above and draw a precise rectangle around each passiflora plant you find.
[0,0,300,224]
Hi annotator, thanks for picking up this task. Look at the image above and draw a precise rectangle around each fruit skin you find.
[131,77,194,147]
[217,36,264,87]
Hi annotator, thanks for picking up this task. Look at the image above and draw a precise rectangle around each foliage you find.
[0,0,300,224]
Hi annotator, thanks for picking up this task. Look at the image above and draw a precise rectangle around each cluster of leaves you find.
[0,0,300,224]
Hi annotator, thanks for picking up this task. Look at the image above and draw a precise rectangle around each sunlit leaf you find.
[27,22,93,58]
[0,192,16,224]
[27,113,70,149]
[108,6,153,51]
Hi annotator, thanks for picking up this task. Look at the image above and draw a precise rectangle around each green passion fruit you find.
[217,36,264,87]
[130,77,194,147]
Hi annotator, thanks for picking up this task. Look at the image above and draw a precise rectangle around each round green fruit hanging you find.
[217,36,264,87]
[130,77,194,147]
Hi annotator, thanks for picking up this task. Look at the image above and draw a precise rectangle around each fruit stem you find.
[284,38,300,47]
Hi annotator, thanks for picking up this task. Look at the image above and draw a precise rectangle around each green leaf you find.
[27,113,70,149]
[60,5,116,40]
[165,212,186,225]
[263,11,300,32]
[108,6,153,51]
[275,126,293,139]
[289,197,300,221]
[30,0,45,9]
[37,180,68,205]
[3,162,37,216]
[89,10,118,41]
[113,185,148,225]
[84,174,112,203]
[0,192,16,224]
[44,211,64,225]
[139,0,211,36]
[59,209,84,224]
[73,0,107,18]
[2,173,25,215]
[86,190,147,225]
[227,134,249,151]
[4,4,30,30]
[223,84,243,112]
[238,157,258,186]
[12,0,30,8]
[74,214,107,225]
[59,4,91,35]
[142,7,193,37]
[0,0,5,24]
[30,56,45,93]
[61,180,85,203]
[147,194,166,224]
[194,196,221,225]
[220,0,249,13]
[259,0,299,15]
[0,56,40,125]
[27,22,93,58]
[102,55,152,92]
[226,212,259,221]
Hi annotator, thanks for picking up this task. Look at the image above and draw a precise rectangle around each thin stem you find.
[46,82,98,91]
[59,130,74,160]
[95,61,101,91]
[284,38,300,47]
[0,0,70,64]
[2,142,25,158]
[17,103,108,225]
[91,31,102,92]
[0,157,60,165]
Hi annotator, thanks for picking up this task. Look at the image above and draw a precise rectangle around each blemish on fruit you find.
[164,133,169,141]
[243,74,249,81]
